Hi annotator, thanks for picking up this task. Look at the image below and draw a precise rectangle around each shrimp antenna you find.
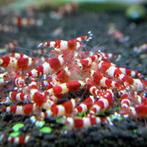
[14,47,32,56]
[81,31,94,51]
[86,31,93,42]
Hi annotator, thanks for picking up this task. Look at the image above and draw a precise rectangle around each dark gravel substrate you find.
[0,10,147,147]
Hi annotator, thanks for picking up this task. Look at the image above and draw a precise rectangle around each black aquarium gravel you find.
[0,9,147,147]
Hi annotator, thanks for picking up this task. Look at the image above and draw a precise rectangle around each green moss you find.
[12,123,24,132]
[40,127,52,134]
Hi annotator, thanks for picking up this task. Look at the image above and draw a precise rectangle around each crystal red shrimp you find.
[65,116,107,129]
[95,58,141,78]
[13,16,42,27]
[56,66,71,83]
[27,54,64,78]
[89,86,113,98]
[37,35,88,50]
[44,99,76,117]
[120,93,131,115]
[73,96,95,114]
[89,86,101,97]
[0,56,17,68]
[10,53,34,68]
[97,60,146,91]
[45,80,85,101]
[11,81,46,105]
[89,90,114,115]
[9,91,28,102]
[74,52,119,78]
[118,67,142,78]
[99,52,114,60]
[100,59,141,78]
[90,70,125,90]
[8,135,30,144]
[17,56,33,70]
[8,84,46,107]
[0,34,147,143]
[75,52,107,69]
[2,104,36,115]
[29,89,46,107]
[86,51,117,61]
[120,93,147,118]
[0,54,33,70]
[89,86,114,99]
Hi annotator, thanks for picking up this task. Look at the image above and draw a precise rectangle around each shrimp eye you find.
[79,65,82,69]
[59,54,64,59]
[74,59,78,64]
[3,74,8,80]
[12,59,15,63]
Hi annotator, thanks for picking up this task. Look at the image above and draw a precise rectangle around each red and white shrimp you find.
[2,104,36,115]
[73,96,95,114]
[97,60,146,91]
[119,93,131,115]
[13,16,43,27]
[0,54,33,70]
[8,135,30,144]
[44,99,76,117]
[65,116,107,129]
[45,80,85,101]
[9,91,29,102]
[26,54,64,78]
[0,34,146,143]
[89,89,114,115]
[90,70,125,90]
[29,89,46,107]
[56,66,71,83]
[37,35,88,51]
